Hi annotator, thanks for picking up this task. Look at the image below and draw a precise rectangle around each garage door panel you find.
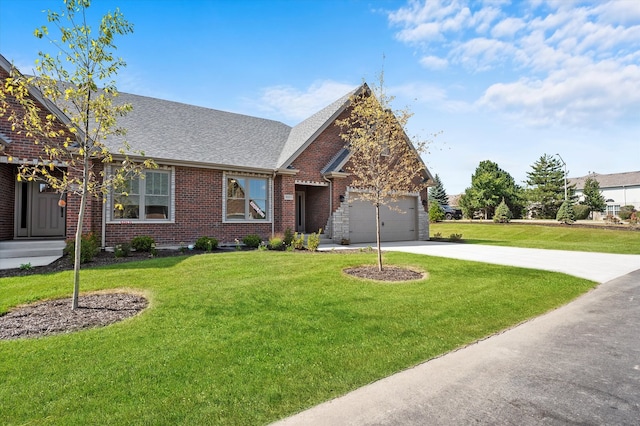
[349,197,417,244]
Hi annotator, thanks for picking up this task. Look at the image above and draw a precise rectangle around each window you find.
[112,170,171,221]
[606,204,621,217]
[225,176,269,221]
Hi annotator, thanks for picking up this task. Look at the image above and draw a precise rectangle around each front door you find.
[295,191,305,232]
[15,181,66,238]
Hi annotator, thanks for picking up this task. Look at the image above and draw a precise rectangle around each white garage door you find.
[349,196,418,244]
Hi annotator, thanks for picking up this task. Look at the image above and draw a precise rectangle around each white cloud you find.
[255,80,357,122]
[388,0,640,128]
[490,17,525,38]
[479,60,640,127]
[419,55,448,69]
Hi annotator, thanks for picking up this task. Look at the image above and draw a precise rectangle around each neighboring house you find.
[0,55,432,247]
[569,171,640,219]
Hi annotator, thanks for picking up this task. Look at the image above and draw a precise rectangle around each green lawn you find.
[431,222,640,254]
[1,250,594,425]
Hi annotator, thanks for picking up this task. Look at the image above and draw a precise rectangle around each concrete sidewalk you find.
[273,242,640,425]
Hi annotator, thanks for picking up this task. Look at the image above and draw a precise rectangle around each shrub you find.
[19,263,32,271]
[242,234,262,248]
[307,231,321,252]
[556,200,575,224]
[131,235,155,252]
[283,228,294,247]
[493,199,512,223]
[573,204,591,220]
[429,203,444,223]
[449,233,463,241]
[432,232,442,239]
[64,233,100,263]
[268,235,285,250]
[619,205,636,221]
[114,242,131,258]
[195,236,219,251]
[292,232,305,250]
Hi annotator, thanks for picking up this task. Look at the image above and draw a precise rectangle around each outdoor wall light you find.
[339,195,345,202]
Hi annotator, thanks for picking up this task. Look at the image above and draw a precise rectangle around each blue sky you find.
[1,0,638,194]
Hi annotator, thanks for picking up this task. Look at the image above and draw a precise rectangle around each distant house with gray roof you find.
[569,171,640,219]
[0,54,432,247]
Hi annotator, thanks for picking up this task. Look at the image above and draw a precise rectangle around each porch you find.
[0,240,65,270]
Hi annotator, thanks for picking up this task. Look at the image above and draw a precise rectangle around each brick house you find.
[1,55,432,248]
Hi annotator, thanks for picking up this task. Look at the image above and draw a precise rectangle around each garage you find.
[348,196,418,243]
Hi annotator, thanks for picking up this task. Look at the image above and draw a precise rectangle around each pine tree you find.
[556,199,575,224]
[526,154,572,219]
[428,174,449,206]
[493,199,512,223]
[582,176,606,219]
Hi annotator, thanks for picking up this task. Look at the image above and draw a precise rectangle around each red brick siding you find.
[290,108,350,183]
[104,167,276,246]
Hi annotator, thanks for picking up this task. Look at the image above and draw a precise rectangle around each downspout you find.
[323,176,332,237]
[272,171,276,237]
[101,194,106,249]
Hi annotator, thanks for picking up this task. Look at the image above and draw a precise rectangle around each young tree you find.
[428,173,448,206]
[582,176,606,219]
[429,202,444,223]
[526,154,571,219]
[0,0,154,309]
[493,198,512,223]
[556,199,576,224]
[338,76,431,271]
[459,160,523,220]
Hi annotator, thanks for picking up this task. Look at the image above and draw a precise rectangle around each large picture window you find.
[113,170,171,221]
[225,176,269,221]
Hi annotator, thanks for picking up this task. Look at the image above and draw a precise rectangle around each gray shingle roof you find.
[569,171,640,189]
[110,92,292,171]
[107,86,363,171]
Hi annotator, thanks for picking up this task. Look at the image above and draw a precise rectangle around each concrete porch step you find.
[0,240,66,259]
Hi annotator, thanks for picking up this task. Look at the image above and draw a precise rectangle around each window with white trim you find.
[112,170,172,221]
[606,204,620,217]
[225,176,269,221]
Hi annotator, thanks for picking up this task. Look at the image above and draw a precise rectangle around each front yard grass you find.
[431,222,640,254]
[1,250,595,424]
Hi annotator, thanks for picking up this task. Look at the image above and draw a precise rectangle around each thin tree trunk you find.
[375,203,382,271]
[71,162,89,310]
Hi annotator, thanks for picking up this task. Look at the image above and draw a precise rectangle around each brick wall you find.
[104,166,279,247]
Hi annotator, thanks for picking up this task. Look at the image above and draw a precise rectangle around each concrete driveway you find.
[273,242,640,425]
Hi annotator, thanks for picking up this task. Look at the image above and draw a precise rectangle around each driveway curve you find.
[273,242,640,425]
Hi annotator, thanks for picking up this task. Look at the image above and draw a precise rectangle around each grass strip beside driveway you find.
[0,250,595,425]
[431,222,640,254]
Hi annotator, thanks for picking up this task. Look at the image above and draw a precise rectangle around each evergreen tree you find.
[493,199,512,223]
[556,199,575,224]
[429,202,444,222]
[428,174,449,206]
[526,154,572,219]
[582,176,606,219]
[460,160,524,220]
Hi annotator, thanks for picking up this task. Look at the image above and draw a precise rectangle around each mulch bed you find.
[344,265,425,282]
[0,293,148,341]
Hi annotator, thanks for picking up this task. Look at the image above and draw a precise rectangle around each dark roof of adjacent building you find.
[569,171,640,189]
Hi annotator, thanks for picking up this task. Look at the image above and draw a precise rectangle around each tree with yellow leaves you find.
[338,74,434,271]
[0,0,154,309]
